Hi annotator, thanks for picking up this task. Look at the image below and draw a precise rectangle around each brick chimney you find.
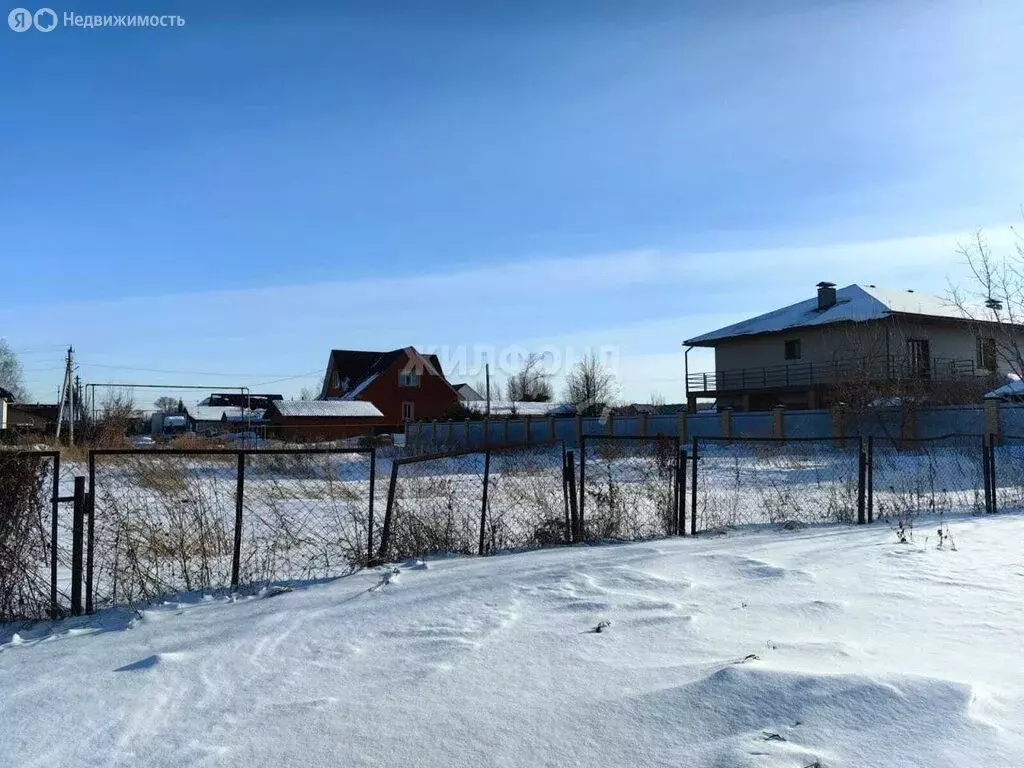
[816,281,837,311]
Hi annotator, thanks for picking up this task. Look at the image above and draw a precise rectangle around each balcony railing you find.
[687,356,979,396]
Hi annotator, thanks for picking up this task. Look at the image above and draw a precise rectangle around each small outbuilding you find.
[264,400,385,441]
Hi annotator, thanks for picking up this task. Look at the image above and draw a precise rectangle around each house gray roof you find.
[684,284,979,346]
[272,400,383,418]
[453,383,484,401]
[185,405,266,423]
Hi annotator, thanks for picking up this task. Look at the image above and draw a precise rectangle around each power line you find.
[78,362,321,378]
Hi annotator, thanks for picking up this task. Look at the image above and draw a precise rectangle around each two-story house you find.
[319,347,460,430]
[684,282,1023,412]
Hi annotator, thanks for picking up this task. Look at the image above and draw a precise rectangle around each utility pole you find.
[485,363,491,417]
[55,346,74,444]
[73,374,82,439]
[68,348,75,445]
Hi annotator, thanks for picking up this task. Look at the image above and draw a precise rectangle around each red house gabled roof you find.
[322,347,453,398]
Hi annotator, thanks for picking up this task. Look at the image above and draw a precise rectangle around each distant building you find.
[263,400,384,441]
[453,383,484,402]
[684,282,1022,412]
[0,403,59,434]
[199,393,284,410]
[320,347,460,430]
[184,404,265,435]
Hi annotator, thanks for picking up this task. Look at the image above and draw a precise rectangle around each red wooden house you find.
[320,347,460,431]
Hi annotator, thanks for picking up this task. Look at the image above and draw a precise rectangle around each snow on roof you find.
[685,284,974,346]
[985,378,1024,399]
[273,400,383,418]
[339,374,378,402]
[185,405,264,423]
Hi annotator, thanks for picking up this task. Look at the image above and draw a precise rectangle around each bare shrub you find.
[582,437,678,540]
[0,453,52,620]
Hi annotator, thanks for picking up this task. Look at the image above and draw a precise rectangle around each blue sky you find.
[2,0,1023,405]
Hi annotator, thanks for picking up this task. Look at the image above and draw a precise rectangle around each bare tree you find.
[649,391,667,410]
[297,385,320,401]
[97,388,140,443]
[0,339,28,401]
[474,378,501,401]
[563,352,617,416]
[506,353,553,402]
[950,227,1024,380]
[153,396,179,413]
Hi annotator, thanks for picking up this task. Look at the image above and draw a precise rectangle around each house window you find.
[402,402,415,422]
[977,336,997,371]
[399,371,420,387]
[784,339,801,360]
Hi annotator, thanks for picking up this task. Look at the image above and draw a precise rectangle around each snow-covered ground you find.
[3,513,1023,767]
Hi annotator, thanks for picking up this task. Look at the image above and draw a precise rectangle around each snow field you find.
[2,513,1022,767]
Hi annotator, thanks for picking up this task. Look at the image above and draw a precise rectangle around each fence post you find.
[720,408,732,440]
[85,451,95,612]
[675,447,684,536]
[561,447,571,542]
[866,436,874,523]
[548,416,556,441]
[985,398,1001,445]
[525,416,532,444]
[464,418,471,447]
[578,435,586,540]
[70,476,85,616]
[857,439,866,525]
[479,448,491,555]
[831,404,846,447]
[50,453,61,619]
[378,461,400,561]
[231,453,245,589]
[484,418,491,447]
[566,450,579,542]
[771,405,785,439]
[690,437,698,535]
[982,434,993,514]
[431,420,439,446]
[989,433,998,514]
[605,411,615,436]
[85,490,95,613]
[367,446,376,557]
[639,412,649,437]
[574,413,583,450]
[677,411,687,444]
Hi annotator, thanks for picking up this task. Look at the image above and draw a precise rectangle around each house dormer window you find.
[399,371,420,387]
[784,339,801,360]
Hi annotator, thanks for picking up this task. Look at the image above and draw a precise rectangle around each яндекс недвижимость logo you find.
[8,7,57,31]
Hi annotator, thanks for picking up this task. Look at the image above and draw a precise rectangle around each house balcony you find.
[686,355,981,398]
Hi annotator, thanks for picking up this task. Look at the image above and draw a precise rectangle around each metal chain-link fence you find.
[692,438,862,531]
[483,442,568,552]
[11,430,1023,622]
[238,451,375,585]
[868,435,987,521]
[88,448,374,608]
[379,442,569,560]
[579,436,681,542]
